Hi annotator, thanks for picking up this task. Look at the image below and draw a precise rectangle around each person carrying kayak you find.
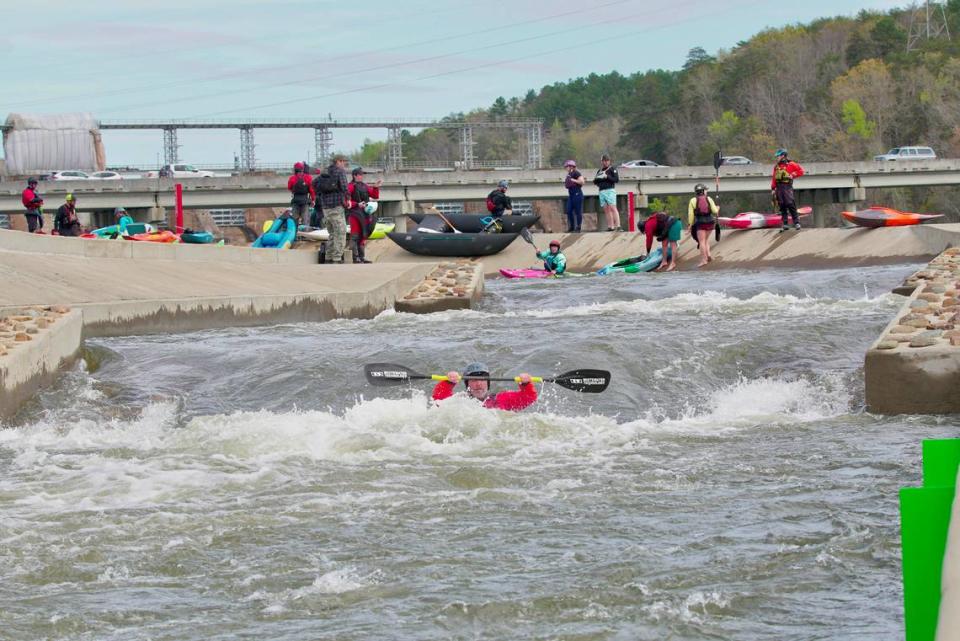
[486,180,513,218]
[771,148,805,232]
[21,177,44,233]
[55,193,82,237]
[687,183,719,267]
[432,362,538,411]
[535,239,566,275]
[643,211,681,272]
[563,160,584,232]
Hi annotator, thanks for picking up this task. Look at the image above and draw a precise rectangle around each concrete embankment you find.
[865,247,960,415]
[369,223,960,275]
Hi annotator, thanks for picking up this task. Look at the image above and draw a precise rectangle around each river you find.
[1,263,954,640]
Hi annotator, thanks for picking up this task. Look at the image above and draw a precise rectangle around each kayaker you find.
[21,177,44,233]
[687,183,719,268]
[486,180,513,218]
[771,149,805,232]
[346,167,381,264]
[643,211,681,273]
[593,154,621,231]
[432,362,538,411]
[55,193,82,237]
[536,239,567,275]
[286,162,315,226]
[114,207,134,235]
[563,160,585,232]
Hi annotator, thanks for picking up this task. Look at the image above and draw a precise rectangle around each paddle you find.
[712,150,722,242]
[364,363,611,393]
[435,210,462,234]
[520,227,541,253]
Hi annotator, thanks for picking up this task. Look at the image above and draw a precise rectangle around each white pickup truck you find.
[144,163,216,178]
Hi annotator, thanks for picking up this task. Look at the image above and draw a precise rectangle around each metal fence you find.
[433,202,465,215]
[208,209,246,226]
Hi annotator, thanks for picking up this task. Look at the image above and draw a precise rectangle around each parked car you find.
[41,170,90,180]
[143,163,216,178]
[874,146,937,161]
[720,156,753,165]
[89,171,125,180]
[620,159,667,168]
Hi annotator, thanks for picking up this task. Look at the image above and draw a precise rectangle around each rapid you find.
[2,263,954,640]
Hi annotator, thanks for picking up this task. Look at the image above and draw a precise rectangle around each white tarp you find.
[3,113,105,175]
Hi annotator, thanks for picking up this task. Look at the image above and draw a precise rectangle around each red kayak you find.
[127,230,179,243]
[841,207,944,228]
[719,206,813,229]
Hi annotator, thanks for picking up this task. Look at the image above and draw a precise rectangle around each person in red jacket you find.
[286,162,315,226]
[771,149,805,232]
[346,167,382,263]
[431,362,538,411]
[642,211,682,272]
[21,177,44,233]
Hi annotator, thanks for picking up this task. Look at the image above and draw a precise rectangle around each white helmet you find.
[364,201,379,215]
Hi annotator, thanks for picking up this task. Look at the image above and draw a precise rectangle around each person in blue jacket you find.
[536,239,566,275]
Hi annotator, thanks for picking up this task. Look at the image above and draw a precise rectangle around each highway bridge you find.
[2,160,959,225]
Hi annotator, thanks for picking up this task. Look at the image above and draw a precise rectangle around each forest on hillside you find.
[351,2,960,170]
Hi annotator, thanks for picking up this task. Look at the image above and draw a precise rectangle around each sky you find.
[0,0,905,168]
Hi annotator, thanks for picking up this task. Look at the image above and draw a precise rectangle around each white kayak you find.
[297,227,330,242]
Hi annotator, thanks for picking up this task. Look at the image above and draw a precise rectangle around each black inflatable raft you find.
[387,231,519,257]
[408,213,539,234]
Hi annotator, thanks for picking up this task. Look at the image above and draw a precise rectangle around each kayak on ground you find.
[82,222,154,239]
[127,230,179,243]
[719,206,813,229]
[297,226,330,242]
[253,216,297,249]
[841,207,945,228]
[369,221,396,239]
[597,246,668,275]
[180,229,215,244]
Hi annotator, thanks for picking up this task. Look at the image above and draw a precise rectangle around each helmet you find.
[294,161,304,171]
[694,183,707,194]
[462,361,490,383]
[549,239,561,249]
[352,166,364,177]
[65,193,74,202]
[497,179,509,189]
[364,201,378,215]
[27,177,38,185]
[775,148,788,158]
[563,160,577,168]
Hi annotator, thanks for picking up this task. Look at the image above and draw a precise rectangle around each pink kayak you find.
[719,206,813,229]
[499,268,553,279]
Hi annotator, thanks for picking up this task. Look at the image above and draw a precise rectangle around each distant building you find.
[2,113,105,176]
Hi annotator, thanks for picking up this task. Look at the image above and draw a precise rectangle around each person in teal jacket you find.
[536,239,566,275]
[114,207,134,234]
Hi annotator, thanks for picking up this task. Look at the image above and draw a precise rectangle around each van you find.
[874,146,937,161]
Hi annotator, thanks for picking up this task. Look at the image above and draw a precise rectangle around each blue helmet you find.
[462,362,490,383]
[775,148,788,158]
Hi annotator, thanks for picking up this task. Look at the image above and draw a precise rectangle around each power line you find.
[9,0,629,111]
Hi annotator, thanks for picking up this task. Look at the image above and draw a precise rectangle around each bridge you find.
[2,160,959,226]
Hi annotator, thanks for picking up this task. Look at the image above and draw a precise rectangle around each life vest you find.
[292,175,310,196]
[774,164,793,185]
[693,195,714,226]
[351,181,370,205]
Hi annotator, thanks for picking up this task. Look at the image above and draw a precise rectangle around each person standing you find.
[55,193,82,236]
[486,180,513,218]
[687,183,719,267]
[771,148,805,232]
[286,162,315,226]
[21,177,44,233]
[346,167,382,264]
[563,160,585,232]
[314,154,350,263]
[593,154,621,231]
[643,211,682,273]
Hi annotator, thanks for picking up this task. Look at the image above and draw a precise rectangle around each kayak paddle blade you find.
[364,363,424,385]
[713,150,722,172]
[550,369,611,393]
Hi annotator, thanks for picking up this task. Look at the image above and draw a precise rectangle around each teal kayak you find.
[597,246,668,275]
[180,230,215,244]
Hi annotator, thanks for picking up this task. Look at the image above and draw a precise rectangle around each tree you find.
[841,99,876,139]
[830,58,896,149]
[683,47,715,71]
[489,97,509,118]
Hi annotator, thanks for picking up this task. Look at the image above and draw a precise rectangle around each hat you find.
[564,160,577,168]
[65,193,74,201]
[332,153,349,162]
[498,179,509,189]
[352,166,364,176]
[27,177,38,184]
[114,207,127,215]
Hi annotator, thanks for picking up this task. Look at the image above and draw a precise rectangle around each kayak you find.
[407,213,539,234]
[128,230,179,243]
[841,207,945,228]
[387,231,519,257]
[498,268,586,279]
[253,216,297,249]
[180,230,215,244]
[597,246,668,275]
[719,206,813,229]
[369,221,396,240]
[82,222,153,239]
[297,226,330,242]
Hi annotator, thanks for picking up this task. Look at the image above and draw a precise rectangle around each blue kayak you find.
[253,217,297,249]
[597,246,669,275]
[180,230,215,244]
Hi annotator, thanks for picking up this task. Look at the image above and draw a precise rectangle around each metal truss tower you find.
[314,127,333,164]
[387,127,404,171]
[525,122,543,169]
[239,126,256,171]
[459,126,475,170]
[907,1,951,51]
[162,127,179,165]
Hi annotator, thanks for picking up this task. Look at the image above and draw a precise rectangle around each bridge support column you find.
[239,127,256,172]
[460,126,475,170]
[162,127,179,165]
[387,127,403,171]
[314,127,332,165]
